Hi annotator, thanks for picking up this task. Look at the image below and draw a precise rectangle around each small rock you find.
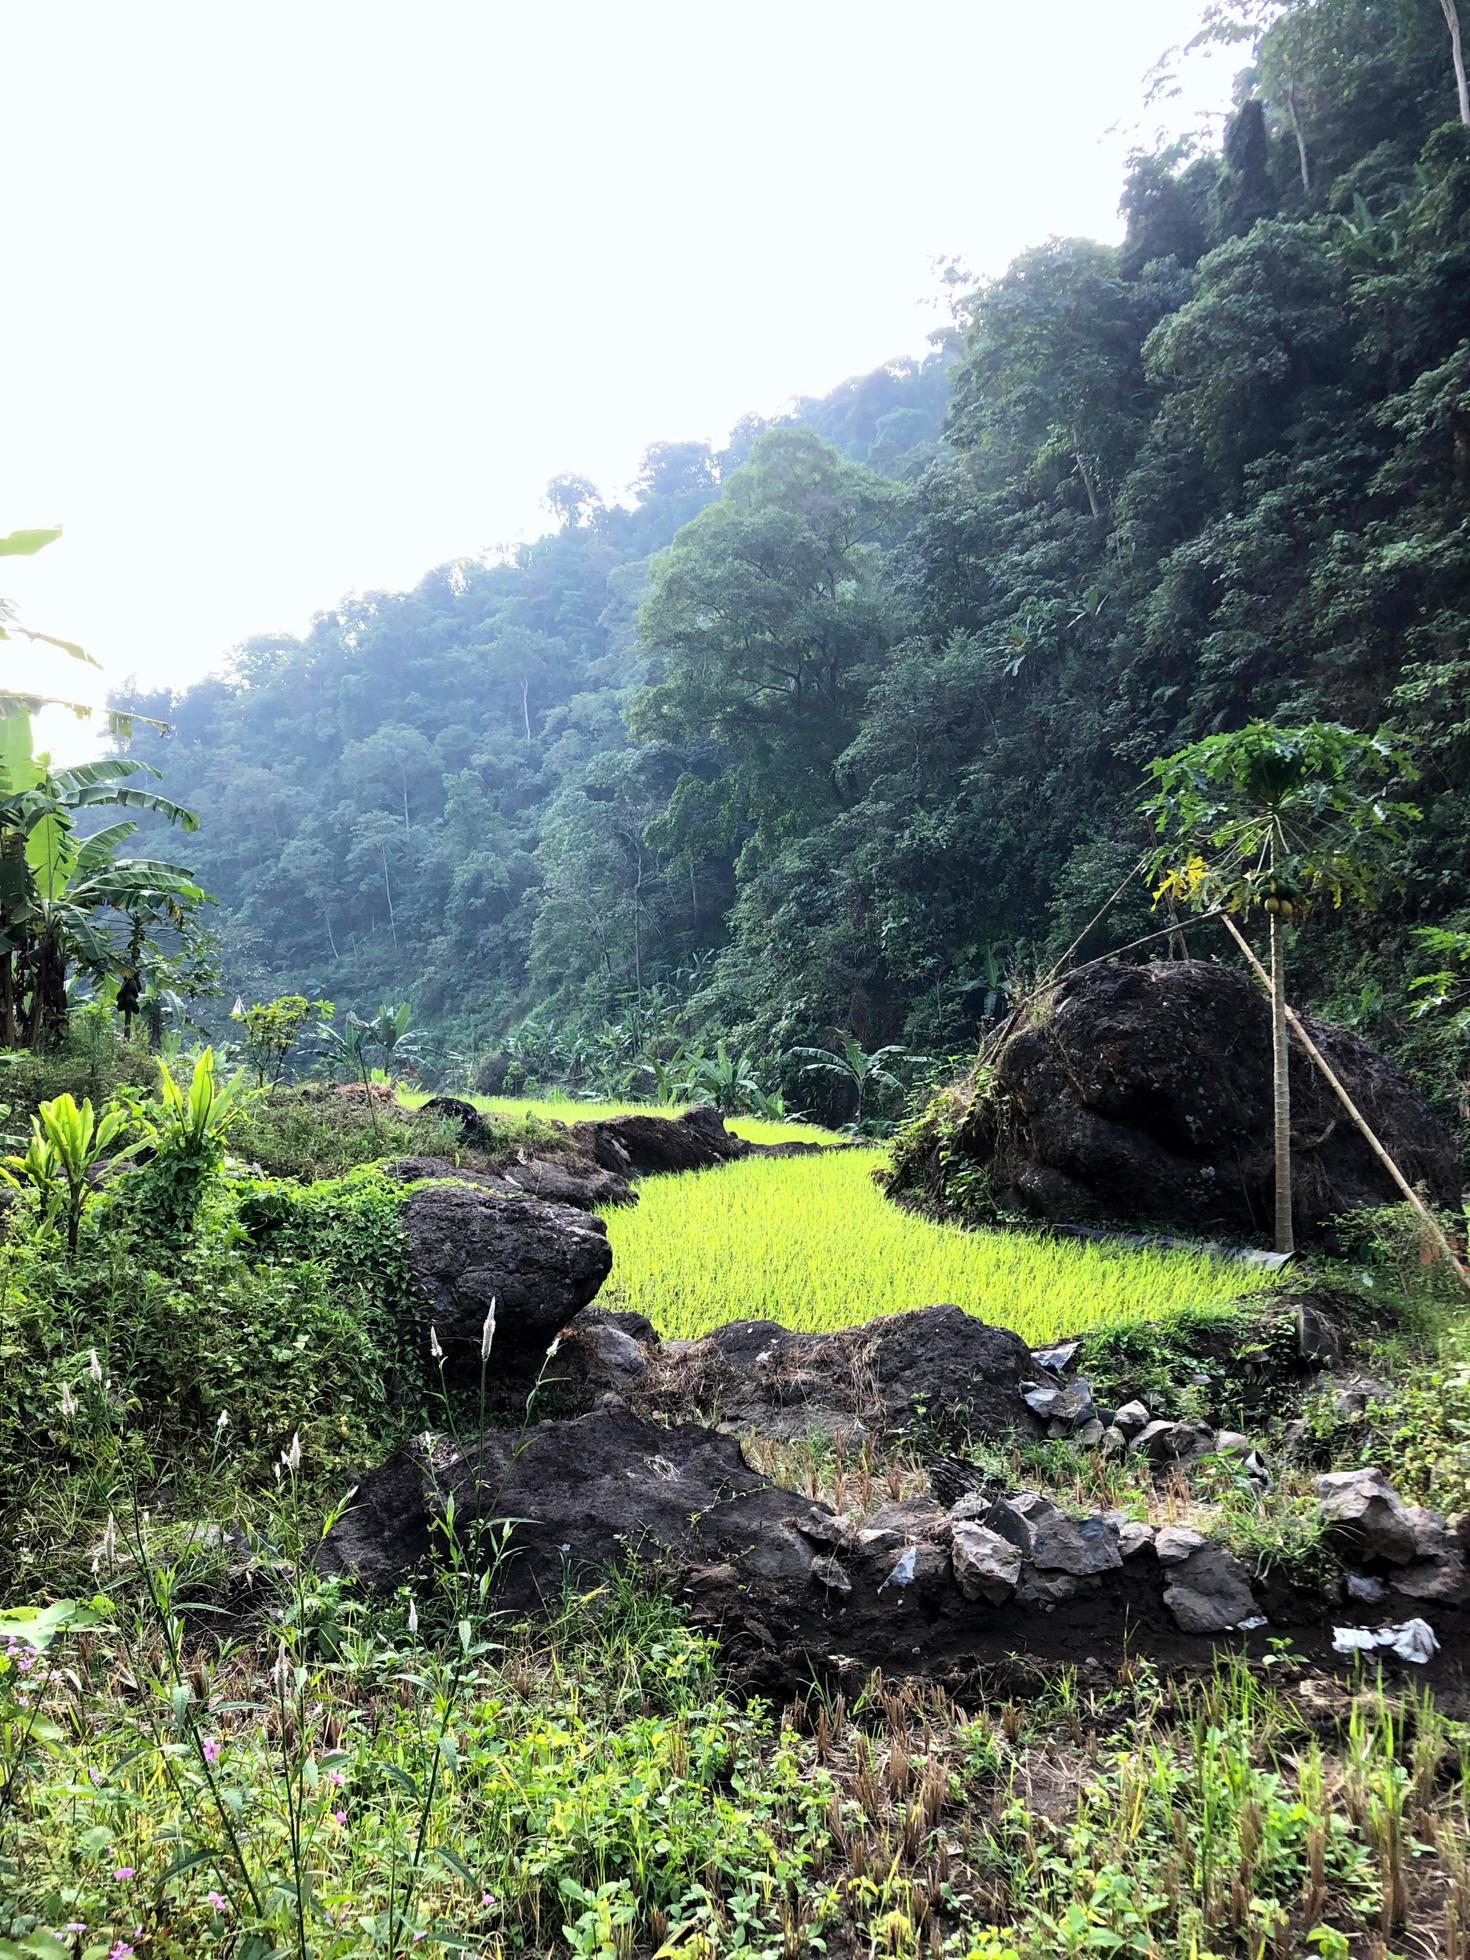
[951,1523,1023,1604]
[1296,1301,1341,1370]
[796,1512,850,1548]
[1010,1490,1055,1519]
[1073,1418,1106,1447]
[1029,1510,1122,1577]
[948,1492,995,1524]
[1112,1399,1150,1437]
[1050,1380,1097,1427]
[1346,1572,1386,1603]
[1164,1545,1257,1634]
[1215,1431,1254,1456]
[1331,1375,1392,1420]
[1392,1556,1469,1605]
[1316,1468,1419,1566]
[1130,1419,1216,1464]
[811,1555,852,1595]
[1015,1565,1086,1609]
[983,1493,1048,1556]
[1031,1340,1081,1374]
[1405,1508,1454,1562]
[1118,1520,1156,1559]
[1021,1382,1062,1419]
[854,1497,951,1555]
[685,1562,739,1593]
[1154,1525,1207,1566]
[1100,1425,1128,1456]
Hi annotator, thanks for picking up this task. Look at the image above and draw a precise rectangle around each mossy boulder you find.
[888,960,1458,1247]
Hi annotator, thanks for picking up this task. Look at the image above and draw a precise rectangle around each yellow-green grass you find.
[397,1087,833,1147]
[597,1147,1282,1347]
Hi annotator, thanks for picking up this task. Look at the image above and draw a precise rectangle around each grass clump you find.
[597,1149,1281,1347]
[232,1089,465,1182]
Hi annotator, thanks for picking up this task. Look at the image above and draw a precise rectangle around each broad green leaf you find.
[24,810,77,901]
[15,625,100,669]
[0,527,62,557]
[0,710,42,796]
[0,1596,108,1650]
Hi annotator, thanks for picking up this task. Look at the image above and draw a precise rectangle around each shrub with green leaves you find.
[0,1165,432,1589]
[230,992,334,1088]
[0,1091,142,1255]
[127,1048,249,1241]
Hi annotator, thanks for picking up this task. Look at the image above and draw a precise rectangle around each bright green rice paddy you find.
[597,1145,1281,1347]
[408,1095,1280,1346]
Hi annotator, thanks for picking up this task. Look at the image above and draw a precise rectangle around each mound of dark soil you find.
[317,1401,1468,1691]
[619,1301,1044,1445]
[891,960,1458,1247]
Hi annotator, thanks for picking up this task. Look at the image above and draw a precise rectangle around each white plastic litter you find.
[1331,1618,1439,1664]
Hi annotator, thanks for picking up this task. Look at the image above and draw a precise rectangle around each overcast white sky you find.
[5,1,1237,743]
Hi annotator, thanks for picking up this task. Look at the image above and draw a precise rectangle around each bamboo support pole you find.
[1218,910,1470,1292]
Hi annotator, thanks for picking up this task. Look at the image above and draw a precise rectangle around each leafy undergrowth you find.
[4,1541,1466,1960]
[596,1149,1281,1347]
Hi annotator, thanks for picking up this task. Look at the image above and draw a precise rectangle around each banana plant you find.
[0,735,205,1049]
[790,1033,913,1124]
[676,1040,765,1114]
[0,1091,142,1255]
[1,524,166,740]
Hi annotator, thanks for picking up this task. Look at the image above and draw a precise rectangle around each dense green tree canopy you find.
[115,0,1470,1121]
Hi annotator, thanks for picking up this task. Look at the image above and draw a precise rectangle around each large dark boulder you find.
[893,961,1458,1246]
[399,1181,611,1382]
[317,1402,834,1610]
[569,1105,753,1177]
[637,1302,1044,1444]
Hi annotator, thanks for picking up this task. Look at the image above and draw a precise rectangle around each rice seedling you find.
[596,1147,1282,1346]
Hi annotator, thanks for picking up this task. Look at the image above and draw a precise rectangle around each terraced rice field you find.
[594,1145,1282,1347]
[415,1095,1279,1345]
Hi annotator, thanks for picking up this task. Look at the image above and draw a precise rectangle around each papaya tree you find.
[1142,721,1417,1255]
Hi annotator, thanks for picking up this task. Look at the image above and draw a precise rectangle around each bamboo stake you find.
[1218,910,1470,1292]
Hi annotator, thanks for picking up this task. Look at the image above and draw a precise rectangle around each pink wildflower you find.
[108,1944,134,1960]
[334,1808,347,1826]
[113,1866,136,1881]
[202,1737,220,1765]
[207,1889,227,1911]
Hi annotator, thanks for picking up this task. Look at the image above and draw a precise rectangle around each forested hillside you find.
[128,0,1470,1112]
